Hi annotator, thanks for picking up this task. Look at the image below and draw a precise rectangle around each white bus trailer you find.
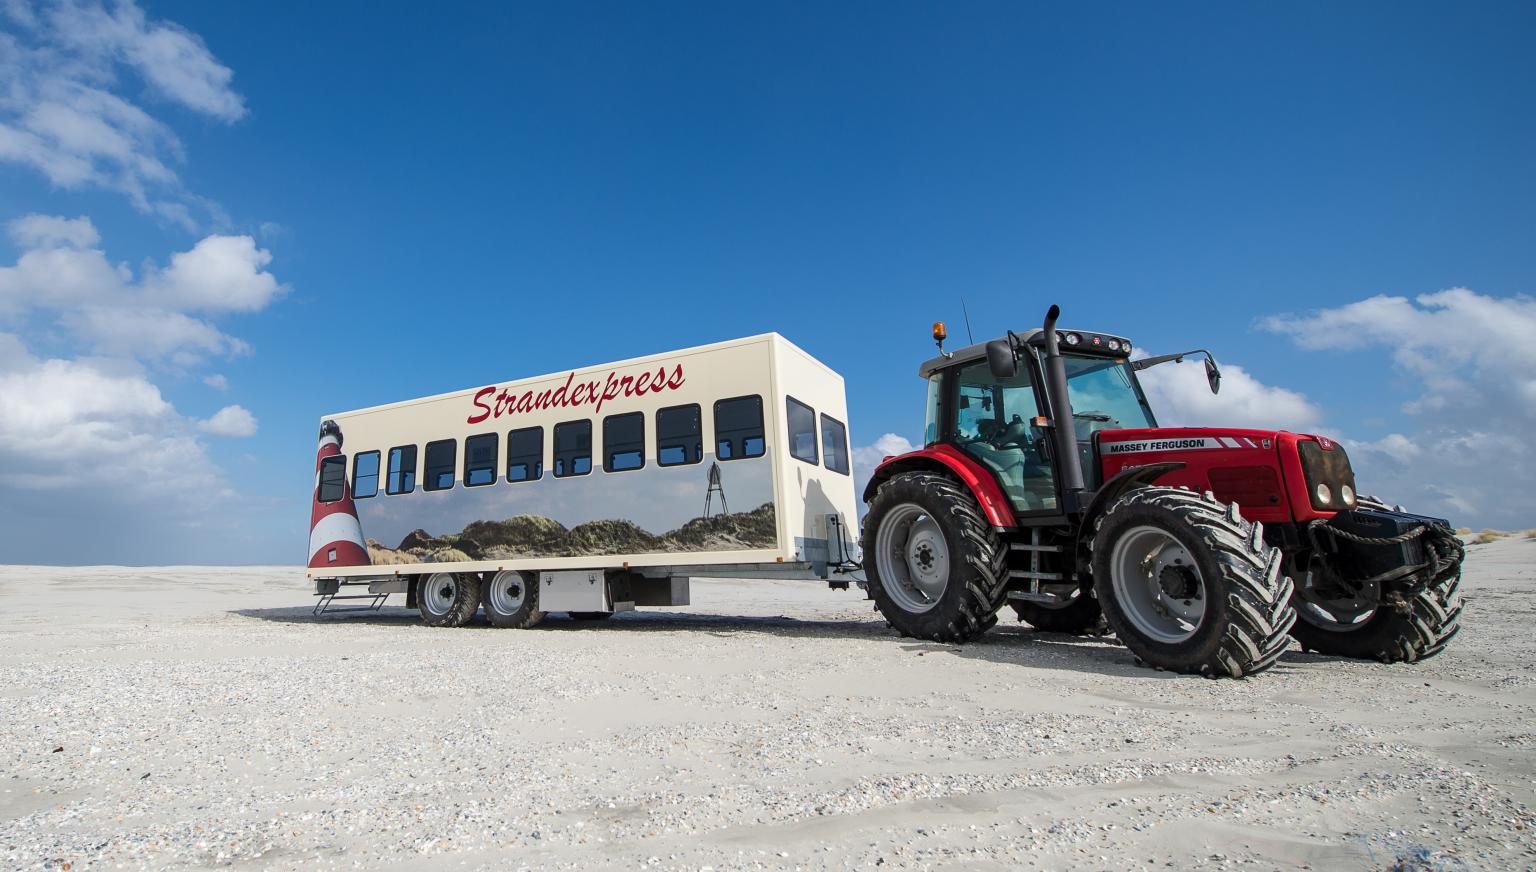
[306,333,863,625]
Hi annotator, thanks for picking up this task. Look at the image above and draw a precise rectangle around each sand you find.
[1,538,1533,871]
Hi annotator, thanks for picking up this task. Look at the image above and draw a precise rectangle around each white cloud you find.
[198,404,256,438]
[0,345,221,493]
[202,372,228,390]
[1263,288,1536,528]
[1136,356,1324,431]
[0,0,245,226]
[851,432,919,505]
[8,212,99,248]
[0,214,280,362]
[145,235,282,312]
[1261,288,1536,424]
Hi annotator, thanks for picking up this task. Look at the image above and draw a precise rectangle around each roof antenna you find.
[960,299,975,344]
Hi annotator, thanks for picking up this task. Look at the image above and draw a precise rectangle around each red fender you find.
[864,444,1018,528]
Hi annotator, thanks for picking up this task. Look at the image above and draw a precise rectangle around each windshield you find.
[1062,355,1157,434]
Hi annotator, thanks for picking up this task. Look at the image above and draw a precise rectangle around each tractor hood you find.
[1097,427,1358,524]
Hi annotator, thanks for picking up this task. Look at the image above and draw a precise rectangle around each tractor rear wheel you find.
[1091,487,1295,678]
[1010,591,1106,635]
[861,472,1008,644]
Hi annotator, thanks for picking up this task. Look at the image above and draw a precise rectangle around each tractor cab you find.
[918,324,1157,515]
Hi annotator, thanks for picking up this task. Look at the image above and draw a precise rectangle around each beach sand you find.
[1,538,1533,870]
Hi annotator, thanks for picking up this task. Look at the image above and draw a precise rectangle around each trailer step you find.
[311,589,390,617]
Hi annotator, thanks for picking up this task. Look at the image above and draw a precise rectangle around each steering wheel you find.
[989,414,1033,450]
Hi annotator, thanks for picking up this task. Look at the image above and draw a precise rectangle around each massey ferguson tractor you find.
[861,305,1465,678]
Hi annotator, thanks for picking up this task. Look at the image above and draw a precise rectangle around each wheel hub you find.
[873,503,951,614]
[1157,564,1199,600]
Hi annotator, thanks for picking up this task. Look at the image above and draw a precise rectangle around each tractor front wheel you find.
[1288,495,1463,663]
[1091,487,1295,678]
[861,472,1008,644]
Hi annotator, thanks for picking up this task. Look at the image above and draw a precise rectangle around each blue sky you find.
[1,1,1533,563]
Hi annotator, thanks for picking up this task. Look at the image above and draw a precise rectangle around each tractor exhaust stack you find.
[1041,304,1088,513]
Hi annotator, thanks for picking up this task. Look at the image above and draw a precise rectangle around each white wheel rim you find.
[1109,525,1206,644]
[487,570,525,615]
[875,503,949,614]
[423,572,458,615]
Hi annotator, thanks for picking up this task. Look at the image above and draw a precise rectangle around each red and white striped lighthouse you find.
[308,419,371,569]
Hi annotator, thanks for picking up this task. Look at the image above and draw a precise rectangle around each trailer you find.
[306,333,863,625]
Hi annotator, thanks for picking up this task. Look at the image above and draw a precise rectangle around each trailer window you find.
[424,439,456,491]
[386,445,417,494]
[714,395,765,460]
[317,455,347,503]
[786,397,818,464]
[353,451,380,498]
[820,415,849,475]
[604,412,645,472]
[507,427,543,482]
[464,433,498,487]
[554,420,592,477]
[657,404,702,466]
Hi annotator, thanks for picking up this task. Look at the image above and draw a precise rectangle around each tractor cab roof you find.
[917,327,1133,378]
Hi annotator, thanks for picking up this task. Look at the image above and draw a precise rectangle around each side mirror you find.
[986,339,1017,379]
[1205,357,1222,395]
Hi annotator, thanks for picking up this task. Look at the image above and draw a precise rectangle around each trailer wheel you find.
[1011,590,1107,635]
[1091,487,1295,678]
[418,572,482,627]
[861,472,1008,644]
[483,570,544,629]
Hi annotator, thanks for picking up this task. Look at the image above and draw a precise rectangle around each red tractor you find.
[861,305,1465,677]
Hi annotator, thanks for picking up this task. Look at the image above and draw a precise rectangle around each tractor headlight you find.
[1107,339,1122,352]
[1064,332,1081,346]
[1315,483,1331,505]
[1341,484,1355,506]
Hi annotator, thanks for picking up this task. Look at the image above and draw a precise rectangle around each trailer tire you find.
[417,572,482,627]
[861,472,1008,644]
[483,570,544,629]
[1091,487,1295,678]
[1011,591,1107,635]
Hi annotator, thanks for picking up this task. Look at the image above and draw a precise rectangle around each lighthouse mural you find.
[309,420,371,569]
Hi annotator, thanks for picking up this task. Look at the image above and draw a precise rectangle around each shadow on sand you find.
[228,602,1311,680]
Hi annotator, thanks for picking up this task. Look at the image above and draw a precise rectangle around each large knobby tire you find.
[861,472,1008,644]
[418,572,483,627]
[1091,487,1295,678]
[1288,494,1464,663]
[483,570,544,629]
[1011,591,1107,635]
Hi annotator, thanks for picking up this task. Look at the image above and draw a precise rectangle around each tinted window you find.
[786,396,818,464]
[464,433,498,486]
[657,403,702,466]
[507,427,543,482]
[820,415,849,475]
[353,451,380,498]
[318,455,347,503]
[714,395,765,461]
[424,439,456,491]
[604,412,645,472]
[554,420,592,477]
[386,445,417,494]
